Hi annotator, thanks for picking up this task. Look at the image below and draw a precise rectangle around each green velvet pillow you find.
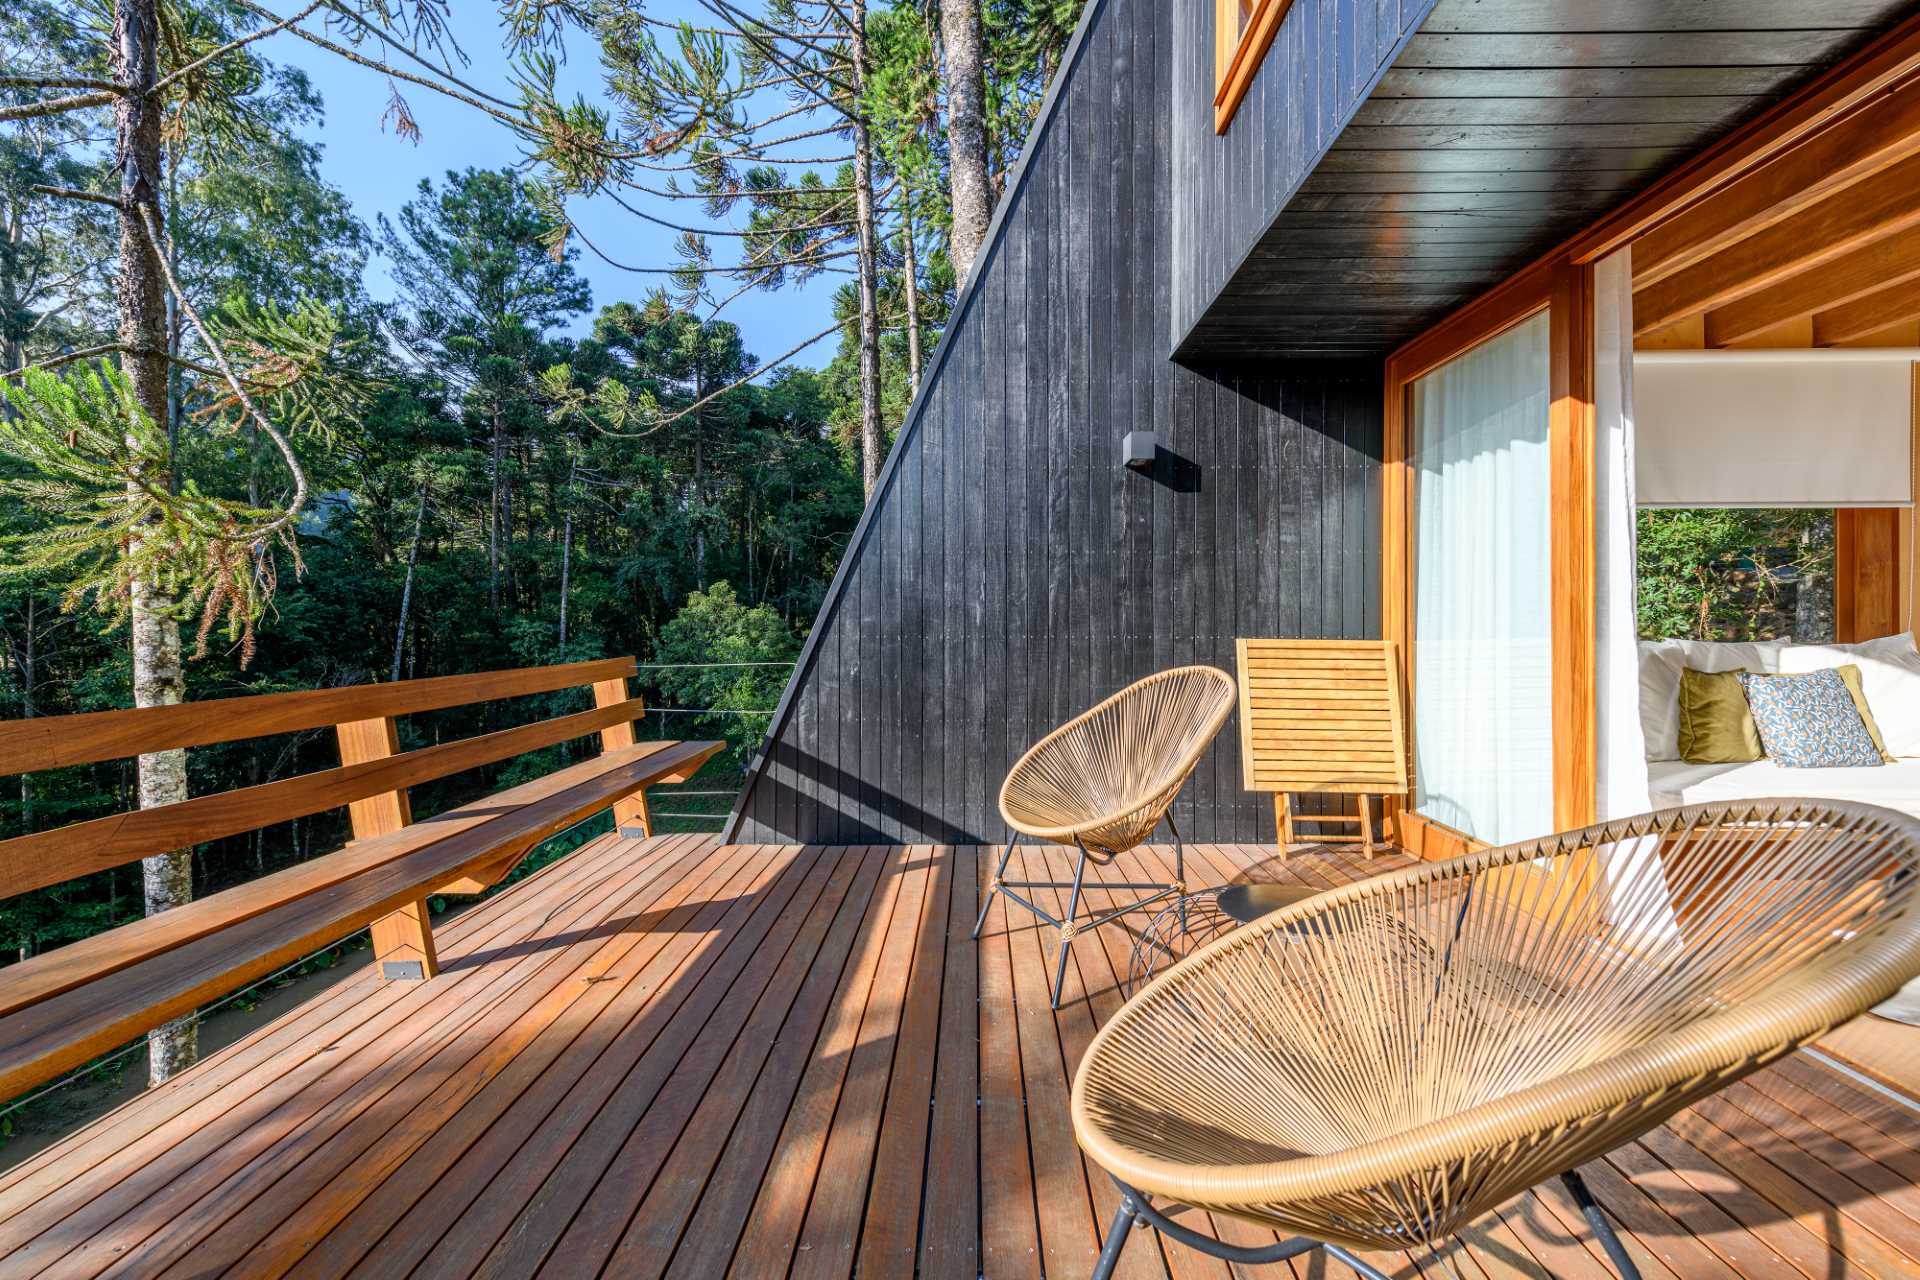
[1678,667,1764,764]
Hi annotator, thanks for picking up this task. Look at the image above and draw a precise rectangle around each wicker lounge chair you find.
[975,665,1237,1009]
[1073,799,1920,1278]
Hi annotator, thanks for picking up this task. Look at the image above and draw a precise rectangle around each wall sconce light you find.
[1122,430,1158,471]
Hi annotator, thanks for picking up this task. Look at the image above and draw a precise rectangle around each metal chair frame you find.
[973,815,1186,1009]
[1091,1170,1638,1280]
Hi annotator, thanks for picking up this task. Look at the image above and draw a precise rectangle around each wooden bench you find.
[0,658,721,1102]
[1235,638,1410,855]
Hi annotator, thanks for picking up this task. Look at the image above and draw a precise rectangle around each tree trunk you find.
[488,405,503,610]
[849,0,884,496]
[939,0,990,283]
[392,482,426,682]
[17,596,35,832]
[902,212,923,401]
[558,448,576,653]
[1795,513,1835,643]
[114,0,196,1088]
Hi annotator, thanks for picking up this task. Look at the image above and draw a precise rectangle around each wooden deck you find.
[3,834,1919,1278]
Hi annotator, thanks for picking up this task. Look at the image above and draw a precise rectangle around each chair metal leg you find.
[1167,811,1188,933]
[1100,1177,1388,1278]
[972,835,1018,939]
[1563,1169,1642,1280]
[1050,838,1091,1009]
[1091,1191,1141,1280]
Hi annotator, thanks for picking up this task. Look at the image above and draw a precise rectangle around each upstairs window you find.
[1214,0,1290,133]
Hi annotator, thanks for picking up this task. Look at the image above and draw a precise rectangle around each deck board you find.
[4,835,1918,1279]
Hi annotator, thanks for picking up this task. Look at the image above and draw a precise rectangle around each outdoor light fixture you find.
[1122,430,1158,471]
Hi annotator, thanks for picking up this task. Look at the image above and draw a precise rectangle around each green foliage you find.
[0,363,297,654]
[1636,508,1834,642]
[648,581,798,762]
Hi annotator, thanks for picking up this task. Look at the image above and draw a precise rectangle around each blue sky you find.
[276,1,844,368]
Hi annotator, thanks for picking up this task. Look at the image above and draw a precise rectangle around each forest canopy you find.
[0,0,1087,1111]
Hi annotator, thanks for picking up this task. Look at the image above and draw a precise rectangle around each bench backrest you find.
[1234,638,1409,796]
[0,658,645,902]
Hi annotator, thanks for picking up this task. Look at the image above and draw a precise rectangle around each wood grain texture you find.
[7,836,1917,1280]
[1214,0,1295,132]
[732,0,1384,847]
[593,676,651,837]
[1234,638,1408,856]
[1706,221,1920,347]
[0,697,648,900]
[0,739,721,1101]
[1836,508,1905,644]
[0,657,634,775]
[1633,147,1920,332]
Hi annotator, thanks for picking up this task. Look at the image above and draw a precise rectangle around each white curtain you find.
[1411,311,1555,846]
[1595,248,1653,822]
[1594,249,1680,943]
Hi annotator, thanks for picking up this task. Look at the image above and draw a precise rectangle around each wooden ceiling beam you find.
[1814,276,1920,345]
[1630,72,1920,288]
[1634,148,1920,333]
[1705,223,1920,347]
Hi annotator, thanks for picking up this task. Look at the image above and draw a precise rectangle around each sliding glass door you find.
[1408,311,1555,846]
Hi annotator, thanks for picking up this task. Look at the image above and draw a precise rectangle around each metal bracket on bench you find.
[381,960,427,981]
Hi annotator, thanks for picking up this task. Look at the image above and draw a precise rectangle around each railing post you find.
[593,677,652,837]
[335,715,438,980]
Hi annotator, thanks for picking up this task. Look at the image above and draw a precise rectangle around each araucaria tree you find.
[511,0,904,493]
[1,0,400,1084]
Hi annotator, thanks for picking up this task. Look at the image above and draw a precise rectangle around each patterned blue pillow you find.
[1739,669,1884,768]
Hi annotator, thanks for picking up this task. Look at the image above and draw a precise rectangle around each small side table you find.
[1124,881,1328,996]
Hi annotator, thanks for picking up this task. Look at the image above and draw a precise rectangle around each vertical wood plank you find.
[592,676,650,836]
[335,714,435,979]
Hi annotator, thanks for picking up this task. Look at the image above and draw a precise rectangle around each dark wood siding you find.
[1179,0,1919,359]
[730,0,1383,846]
[1169,0,1443,358]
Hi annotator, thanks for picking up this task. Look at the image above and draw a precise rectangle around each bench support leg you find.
[593,676,655,838]
[614,789,653,839]
[372,899,438,980]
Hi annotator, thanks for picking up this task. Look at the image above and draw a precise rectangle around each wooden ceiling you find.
[1175,0,1919,361]
[1632,72,1920,347]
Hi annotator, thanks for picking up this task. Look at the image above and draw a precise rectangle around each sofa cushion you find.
[1638,639,1786,762]
[1648,758,1920,814]
[1781,632,1920,757]
[1739,669,1884,768]
[1677,667,1763,764]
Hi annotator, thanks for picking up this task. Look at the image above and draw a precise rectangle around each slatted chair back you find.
[1235,638,1408,855]
[0,657,648,904]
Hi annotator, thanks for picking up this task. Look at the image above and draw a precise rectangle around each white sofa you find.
[1640,632,1920,816]
[1637,632,1920,1026]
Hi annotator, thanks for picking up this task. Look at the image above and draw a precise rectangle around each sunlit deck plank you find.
[1,835,1916,1279]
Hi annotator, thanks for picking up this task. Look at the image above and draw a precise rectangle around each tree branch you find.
[594,321,844,438]
[149,0,327,97]
[0,76,120,93]
[0,91,116,123]
[29,184,125,210]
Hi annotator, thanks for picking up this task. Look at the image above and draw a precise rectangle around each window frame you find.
[1214,0,1293,133]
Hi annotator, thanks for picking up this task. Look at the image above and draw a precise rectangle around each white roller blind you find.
[1634,350,1915,508]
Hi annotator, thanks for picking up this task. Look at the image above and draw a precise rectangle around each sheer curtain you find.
[1411,311,1555,846]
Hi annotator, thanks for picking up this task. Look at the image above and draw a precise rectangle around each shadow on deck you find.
[1,835,1917,1278]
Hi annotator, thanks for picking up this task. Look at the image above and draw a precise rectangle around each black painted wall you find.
[1169,0,1440,359]
[729,0,1385,846]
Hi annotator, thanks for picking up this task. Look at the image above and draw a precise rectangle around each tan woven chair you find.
[1073,799,1920,1279]
[975,665,1237,1008]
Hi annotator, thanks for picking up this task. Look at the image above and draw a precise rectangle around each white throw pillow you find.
[1638,639,1786,762]
[1781,632,1920,757]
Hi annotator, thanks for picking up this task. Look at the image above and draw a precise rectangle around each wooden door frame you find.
[1383,257,1597,853]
